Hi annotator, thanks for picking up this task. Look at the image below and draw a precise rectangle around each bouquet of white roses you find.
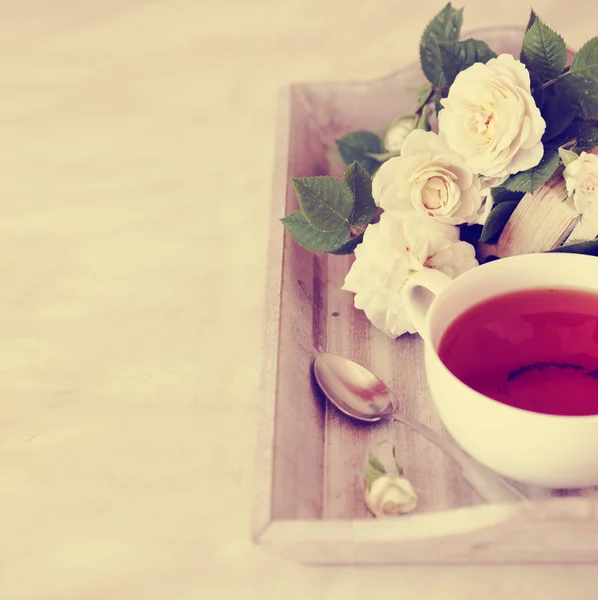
[281,4,598,338]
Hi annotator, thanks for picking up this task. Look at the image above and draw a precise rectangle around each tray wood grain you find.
[252,27,598,564]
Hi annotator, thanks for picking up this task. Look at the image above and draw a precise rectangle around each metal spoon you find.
[313,352,527,503]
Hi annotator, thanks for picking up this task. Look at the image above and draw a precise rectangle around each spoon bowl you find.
[313,353,395,422]
[312,352,527,503]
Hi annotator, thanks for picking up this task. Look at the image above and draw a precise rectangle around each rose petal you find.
[401,129,450,157]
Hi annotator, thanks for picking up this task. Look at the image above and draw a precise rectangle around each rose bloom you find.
[342,212,478,338]
[383,115,418,153]
[373,130,484,226]
[564,151,598,214]
[438,54,546,181]
[365,474,418,517]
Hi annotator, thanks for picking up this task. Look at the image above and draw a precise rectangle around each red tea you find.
[438,288,598,416]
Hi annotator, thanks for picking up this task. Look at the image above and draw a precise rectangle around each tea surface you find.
[438,288,598,416]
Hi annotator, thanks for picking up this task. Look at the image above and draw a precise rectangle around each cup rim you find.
[426,252,598,421]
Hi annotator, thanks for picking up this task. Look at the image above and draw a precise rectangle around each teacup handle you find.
[402,269,453,340]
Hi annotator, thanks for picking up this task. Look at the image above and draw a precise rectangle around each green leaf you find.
[480,200,520,244]
[491,187,525,204]
[525,9,537,32]
[521,16,567,83]
[540,82,577,140]
[567,38,598,119]
[415,105,432,131]
[549,239,598,256]
[550,118,598,152]
[281,211,350,253]
[569,120,598,151]
[336,132,384,174]
[365,464,383,487]
[292,176,354,232]
[502,149,561,193]
[419,2,464,87]
[531,83,546,114]
[546,73,598,122]
[368,453,386,474]
[330,232,364,255]
[568,76,598,120]
[570,37,598,82]
[439,39,497,87]
[558,147,579,167]
[343,162,377,226]
[413,83,434,113]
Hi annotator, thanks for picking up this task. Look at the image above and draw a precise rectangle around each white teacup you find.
[402,252,598,489]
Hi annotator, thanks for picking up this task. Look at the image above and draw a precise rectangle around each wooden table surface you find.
[1,0,597,598]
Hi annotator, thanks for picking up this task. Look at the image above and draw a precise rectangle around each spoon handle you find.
[387,413,527,503]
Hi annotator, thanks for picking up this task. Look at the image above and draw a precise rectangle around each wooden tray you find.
[251,27,598,564]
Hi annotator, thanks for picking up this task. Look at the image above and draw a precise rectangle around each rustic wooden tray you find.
[252,27,598,564]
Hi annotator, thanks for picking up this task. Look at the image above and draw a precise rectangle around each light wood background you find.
[1,0,598,598]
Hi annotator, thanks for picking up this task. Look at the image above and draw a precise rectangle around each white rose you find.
[342,212,478,338]
[372,130,484,225]
[384,115,418,153]
[564,151,598,214]
[438,54,546,180]
[365,474,418,516]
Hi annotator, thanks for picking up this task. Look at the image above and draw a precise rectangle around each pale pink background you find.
[1,0,598,598]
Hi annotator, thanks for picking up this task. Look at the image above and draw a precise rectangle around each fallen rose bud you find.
[365,473,418,517]
[383,115,418,153]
